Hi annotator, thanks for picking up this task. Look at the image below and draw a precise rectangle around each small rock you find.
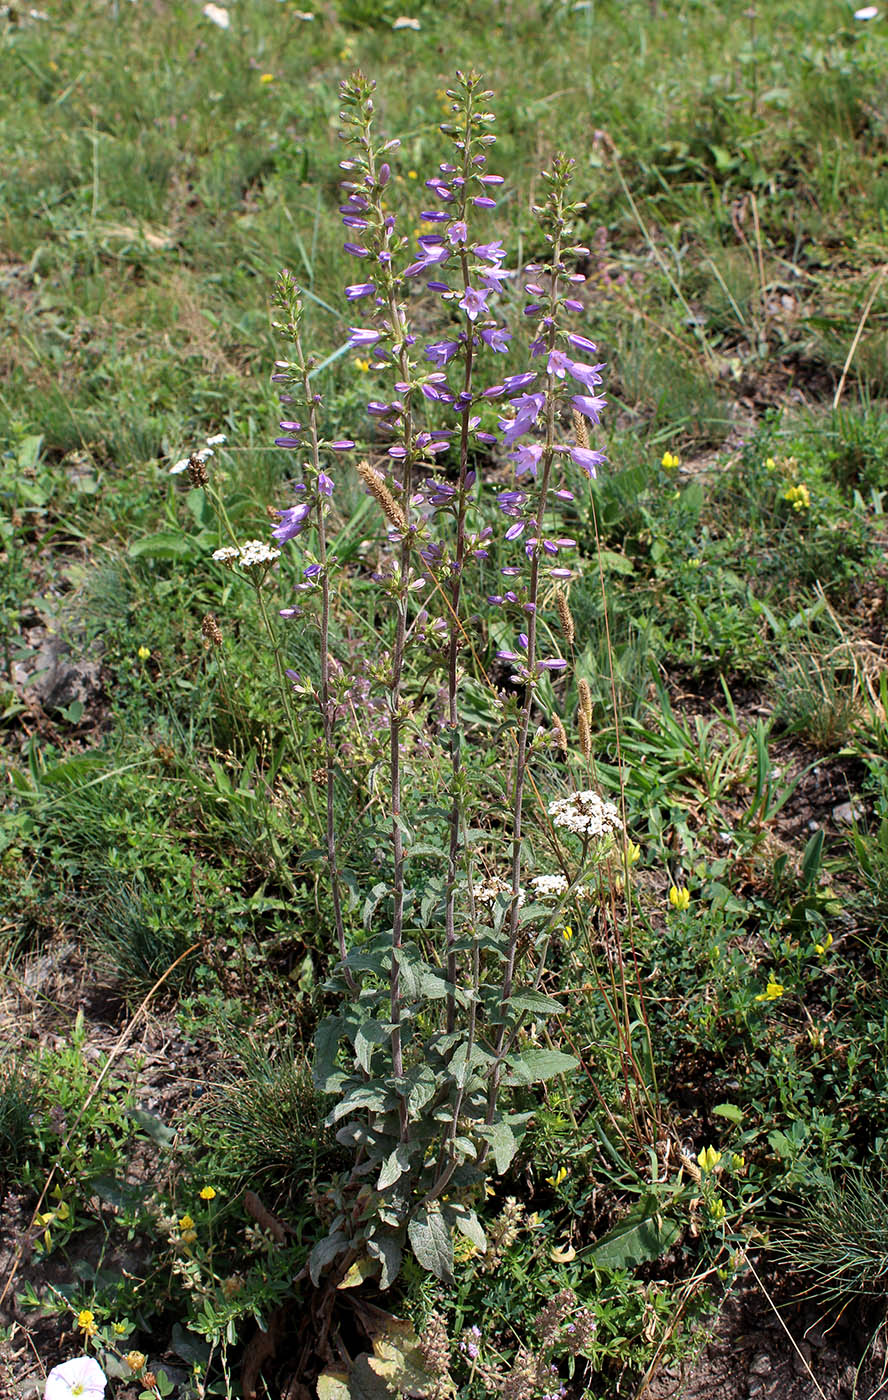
[16,632,103,716]
[749,1354,772,1376]
[833,801,863,825]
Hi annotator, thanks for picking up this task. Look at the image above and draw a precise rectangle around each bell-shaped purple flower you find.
[272,501,311,542]
[480,326,511,353]
[459,286,489,322]
[568,360,607,390]
[570,446,607,479]
[571,393,607,424]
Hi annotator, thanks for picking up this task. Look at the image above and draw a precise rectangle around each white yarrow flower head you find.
[474,875,525,907]
[213,540,280,572]
[169,458,190,475]
[530,874,569,897]
[548,791,622,839]
[205,433,227,446]
[202,2,230,26]
[44,1356,107,1400]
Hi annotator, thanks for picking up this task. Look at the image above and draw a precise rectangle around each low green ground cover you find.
[2,1,888,1397]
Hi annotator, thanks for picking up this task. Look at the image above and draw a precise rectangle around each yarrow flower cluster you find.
[530,873,569,896]
[212,540,281,570]
[529,874,591,899]
[474,874,526,908]
[548,791,622,839]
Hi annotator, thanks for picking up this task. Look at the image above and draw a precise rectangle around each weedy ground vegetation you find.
[2,1,888,1398]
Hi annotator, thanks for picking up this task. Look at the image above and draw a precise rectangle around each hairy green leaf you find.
[408,1205,453,1282]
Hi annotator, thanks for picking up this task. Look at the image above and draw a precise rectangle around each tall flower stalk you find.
[486,155,608,1119]
[204,71,619,1288]
[271,274,355,990]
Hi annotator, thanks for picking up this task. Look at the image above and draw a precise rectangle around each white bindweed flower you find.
[854,5,878,16]
[202,2,230,25]
[44,1356,107,1400]
[169,458,190,475]
[548,791,622,840]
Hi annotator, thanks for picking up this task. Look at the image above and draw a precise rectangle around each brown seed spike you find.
[577,677,593,725]
[572,408,589,452]
[578,708,592,761]
[555,589,575,646]
[552,714,569,754]
[355,459,408,533]
[188,453,209,487]
[202,613,223,647]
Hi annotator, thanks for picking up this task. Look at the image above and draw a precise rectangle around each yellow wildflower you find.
[709,1197,727,1222]
[550,1242,577,1263]
[137,645,150,661]
[782,482,810,512]
[625,840,641,866]
[112,1322,127,1335]
[814,931,833,956]
[407,169,418,179]
[755,976,784,1002]
[697,1146,722,1173]
[77,1309,97,1337]
[353,357,371,372]
[181,1228,197,1245]
[199,1186,217,1201]
[454,1235,478,1262]
[668,885,690,911]
[562,925,573,944]
[731,1153,745,1171]
[259,72,275,83]
[661,450,680,470]
[178,1214,194,1230]
[126,1352,147,1373]
[765,456,777,470]
[545,1166,568,1188]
